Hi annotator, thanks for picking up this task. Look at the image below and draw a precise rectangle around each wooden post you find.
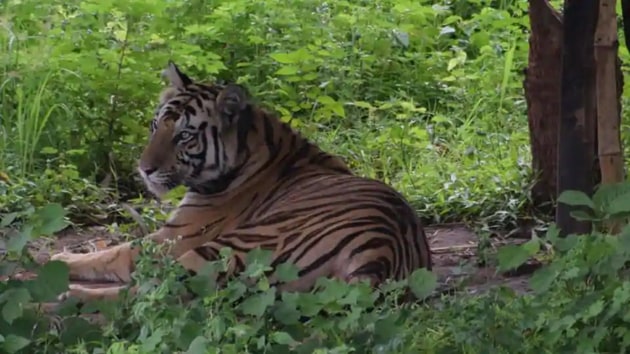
[524,0,563,210]
[595,0,625,233]
[556,0,599,236]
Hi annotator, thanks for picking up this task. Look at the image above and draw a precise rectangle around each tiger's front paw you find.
[58,284,127,303]
[50,251,103,282]
[50,248,133,283]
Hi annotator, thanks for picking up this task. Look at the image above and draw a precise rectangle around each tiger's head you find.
[138,61,254,198]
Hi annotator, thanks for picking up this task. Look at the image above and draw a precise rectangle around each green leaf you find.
[59,316,103,347]
[569,210,597,222]
[593,182,630,212]
[557,190,595,210]
[407,268,437,300]
[0,261,19,277]
[141,328,165,352]
[545,223,561,245]
[275,66,299,76]
[273,302,301,325]
[27,260,69,301]
[316,95,337,106]
[554,234,580,252]
[497,239,539,272]
[274,262,299,283]
[239,288,277,317]
[529,266,557,294]
[270,52,296,64]
[271,331,298,346]
[7,225,33,253]
[618,224,630,253]
[350,101,373,109]
[40,146,58,154]
[521,237,541,255]
[1,288,31,324]
[374,312,402,343]
[607,196,630,216]
[0,212,18,227]
[245,248,273,267]
[2,335,30,354]
[186,336,208,354]
[34,203,69,235]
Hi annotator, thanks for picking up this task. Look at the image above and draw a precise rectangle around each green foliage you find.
[12,187,630,352]
[0,0,534,225]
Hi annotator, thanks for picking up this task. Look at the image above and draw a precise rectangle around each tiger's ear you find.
[162,61,193,89]
[216,83,249,119]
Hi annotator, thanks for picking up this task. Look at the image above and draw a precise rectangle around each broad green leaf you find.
[497,242,534,272]
[59,317,102,347]
[7,225,33,253]
[593,182,630,211]
[0,261,19,277]
[545,223,561,245]
[2,335,30,354]
[141,328,165,353]
[521,237,541,255]
[529,266,557,294]
[274,262,299,283]
[618,224,630,253]
[557,190,595,210]
[270,52,296,64]
[569,210,596,222]
[271,331,298,346]
[34,203,69,235]
[1,288,31,324]
[0,212,18,227]
[245,248,273,267]
[607,196,630,216]
[39,146,58,154]
[186,336,208,354]
[239,288,276,317]
[275,66,299,76]
[407,268,437,300]
[316,95,337,105]
[351,101,373,109]
[27,260,69,301]
[554,234,580,252]
[273,301,301,325]
[373,312,402,343]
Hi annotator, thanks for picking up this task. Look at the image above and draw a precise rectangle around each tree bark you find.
[524,0,563,209]
[595,0,624,185]
[556,0,599,236]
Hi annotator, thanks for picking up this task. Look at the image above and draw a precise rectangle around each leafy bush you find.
[5,184,630,353]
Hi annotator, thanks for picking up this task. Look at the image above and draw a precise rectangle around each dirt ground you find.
[3,222,538,296]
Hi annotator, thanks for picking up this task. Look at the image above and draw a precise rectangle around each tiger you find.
[48,61,433,302]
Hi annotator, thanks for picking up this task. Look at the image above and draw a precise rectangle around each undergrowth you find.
[3,183,630,353]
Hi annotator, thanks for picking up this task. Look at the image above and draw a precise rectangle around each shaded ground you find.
[5,222,539,296]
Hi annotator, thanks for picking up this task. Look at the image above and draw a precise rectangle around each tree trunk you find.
[556,0,599,236]
[524,0,563,209]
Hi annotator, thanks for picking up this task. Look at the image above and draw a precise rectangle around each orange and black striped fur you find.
[49,61,432,302]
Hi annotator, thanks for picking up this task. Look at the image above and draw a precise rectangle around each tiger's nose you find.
[143,167,157,175]
[139,163,158,176]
